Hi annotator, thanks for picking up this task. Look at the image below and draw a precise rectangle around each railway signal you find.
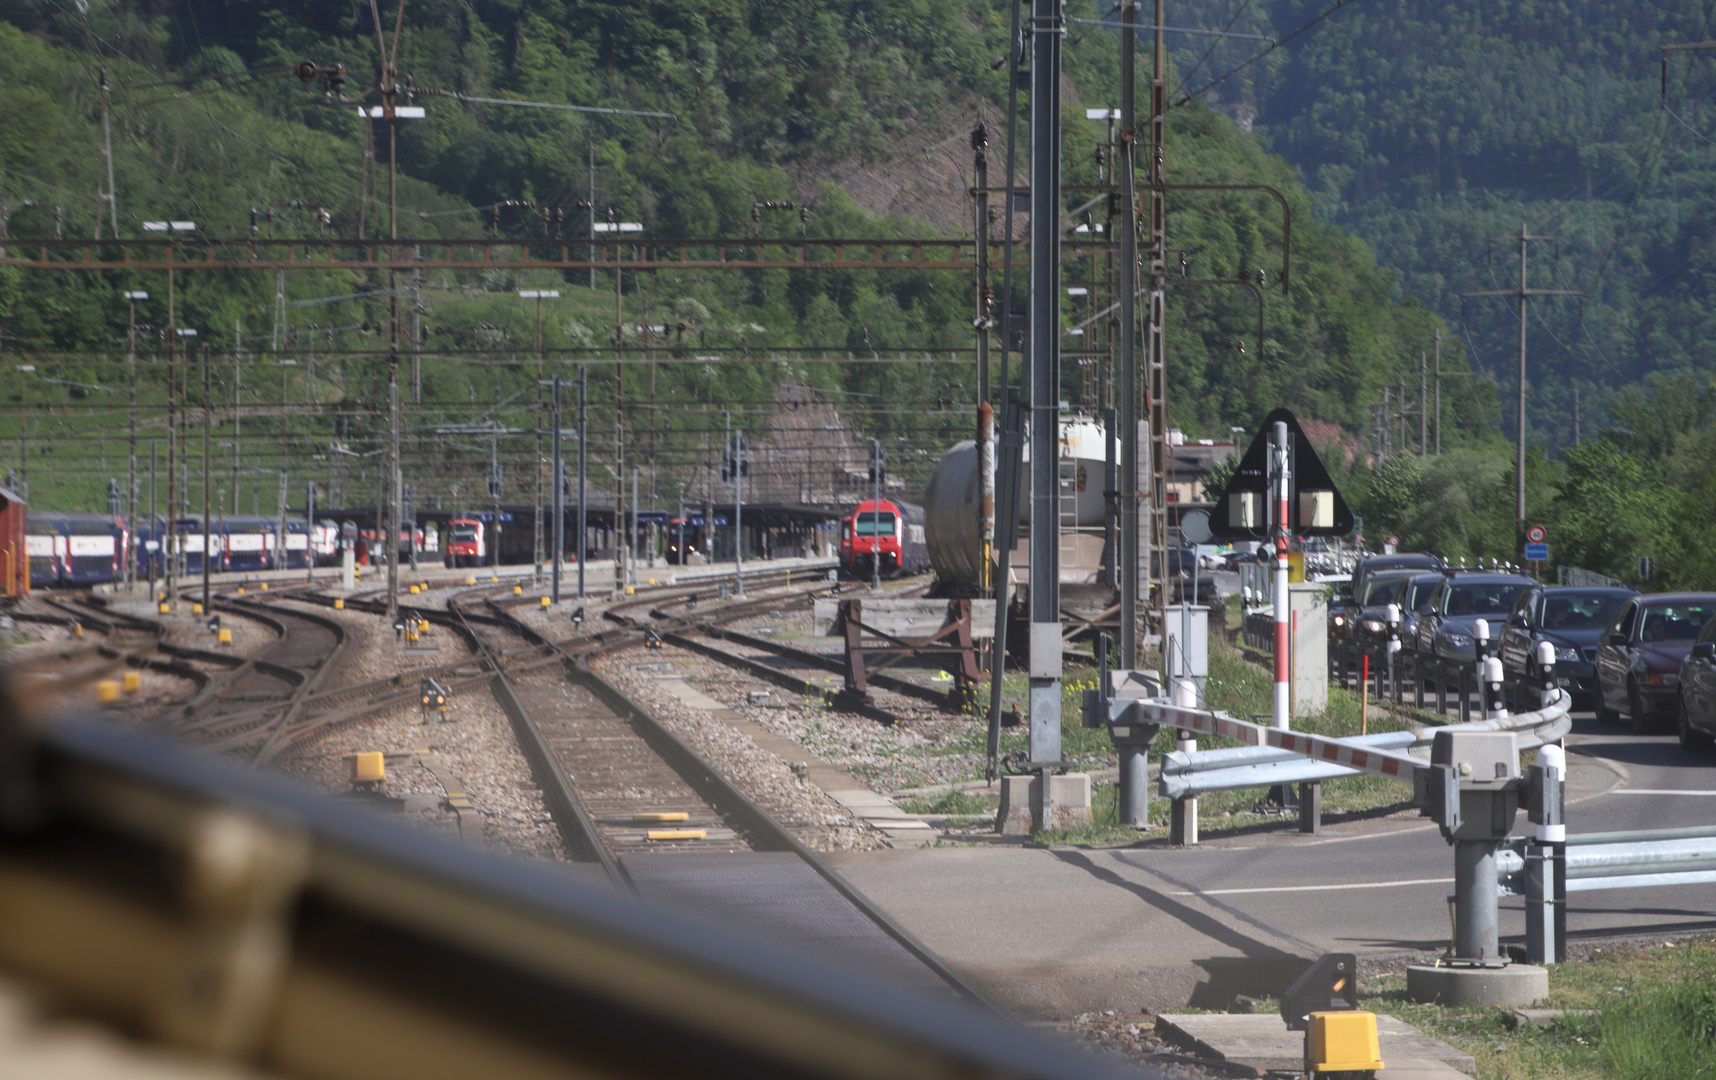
[419,677,448,721]
[1206,408,1354,734]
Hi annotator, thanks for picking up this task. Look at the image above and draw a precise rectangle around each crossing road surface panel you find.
[621,852,952,995]
[1156,1012,1474,1075]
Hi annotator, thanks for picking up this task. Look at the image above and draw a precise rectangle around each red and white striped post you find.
[1271,420,1291,730]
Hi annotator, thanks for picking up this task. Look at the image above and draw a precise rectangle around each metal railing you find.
[1501,824,1716,895]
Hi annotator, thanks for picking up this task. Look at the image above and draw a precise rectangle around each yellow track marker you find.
[333,598,344,609]
[633,811,690,823]
[646,828,707,841]
[95,680,119,704]
[121,670,141,693]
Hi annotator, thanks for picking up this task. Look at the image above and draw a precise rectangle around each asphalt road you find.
[830,705,1716,1017]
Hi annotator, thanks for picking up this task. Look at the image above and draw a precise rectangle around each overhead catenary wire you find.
[1174,0,1369,107]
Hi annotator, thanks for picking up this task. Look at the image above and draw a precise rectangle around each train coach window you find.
[452,525,479,540]
[854,512,896,536]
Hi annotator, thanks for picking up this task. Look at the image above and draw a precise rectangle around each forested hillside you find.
[0,0,1471,518]
[1170,0,1716,450]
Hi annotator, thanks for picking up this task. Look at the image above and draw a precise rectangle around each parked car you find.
[1676,617,1716,751]
[1498,586,1638,707]
[1412,571,1537,669]
[1595,593,1716,730]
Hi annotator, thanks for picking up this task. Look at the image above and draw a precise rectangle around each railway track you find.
[438,576,991,1005]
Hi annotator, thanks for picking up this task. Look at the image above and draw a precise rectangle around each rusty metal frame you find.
[837,598,979,707]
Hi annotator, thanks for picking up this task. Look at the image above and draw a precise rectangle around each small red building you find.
[0,486,25,597]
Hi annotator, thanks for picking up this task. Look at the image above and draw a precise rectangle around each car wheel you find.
[1628,680,1658,733]
[1595,682,1621,724]
[1679,695,1712,752]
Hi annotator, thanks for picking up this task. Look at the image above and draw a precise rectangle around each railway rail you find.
[436,574,991,1005]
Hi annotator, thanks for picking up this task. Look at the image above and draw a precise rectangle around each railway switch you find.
[206,614,220,634]
[571,607,585,629]
[1305,1011,1383,1078]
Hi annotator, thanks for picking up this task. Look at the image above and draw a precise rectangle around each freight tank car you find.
[839,499,930,579]
[923,414,1114,596]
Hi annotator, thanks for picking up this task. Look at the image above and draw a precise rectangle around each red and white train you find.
[838,498,929,579]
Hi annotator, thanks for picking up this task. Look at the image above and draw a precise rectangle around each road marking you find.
[1170,876,1454,897]
[1614,789,1716,796]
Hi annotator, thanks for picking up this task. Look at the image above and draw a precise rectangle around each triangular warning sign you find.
[1206,408,1354,540]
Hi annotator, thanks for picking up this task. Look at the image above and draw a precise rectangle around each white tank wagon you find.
[923,415,1116,598]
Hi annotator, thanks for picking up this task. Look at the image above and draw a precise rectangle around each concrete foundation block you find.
[1406,963,1548,1007]
[996,773,1092,834]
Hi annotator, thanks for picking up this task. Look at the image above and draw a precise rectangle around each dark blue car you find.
[1498,586,1638,706]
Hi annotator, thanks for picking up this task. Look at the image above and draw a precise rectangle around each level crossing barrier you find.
[1086,648,1573,985]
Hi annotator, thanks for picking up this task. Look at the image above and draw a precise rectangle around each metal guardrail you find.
[1500,825,1716,895]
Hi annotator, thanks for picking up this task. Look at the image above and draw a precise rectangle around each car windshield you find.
[1363,576,1407,606]
[1405,578,1440,611]
[1444,581,1529,617]
[1637,603,1715,643]
[854,512,896,536]
[1539,593,1630,631]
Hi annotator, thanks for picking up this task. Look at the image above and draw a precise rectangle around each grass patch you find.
[1344,938,1716,1080]
[896,788,992,816]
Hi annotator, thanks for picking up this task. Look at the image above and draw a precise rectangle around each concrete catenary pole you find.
[1271,420,1290,730]
[871,438,883,593]
[201,343,212,614]
[1462,227,1577,530]
[1118,0,1141,667]
[552,374,563,603]
[577,364,587,599]
[1027,0,1065,796]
